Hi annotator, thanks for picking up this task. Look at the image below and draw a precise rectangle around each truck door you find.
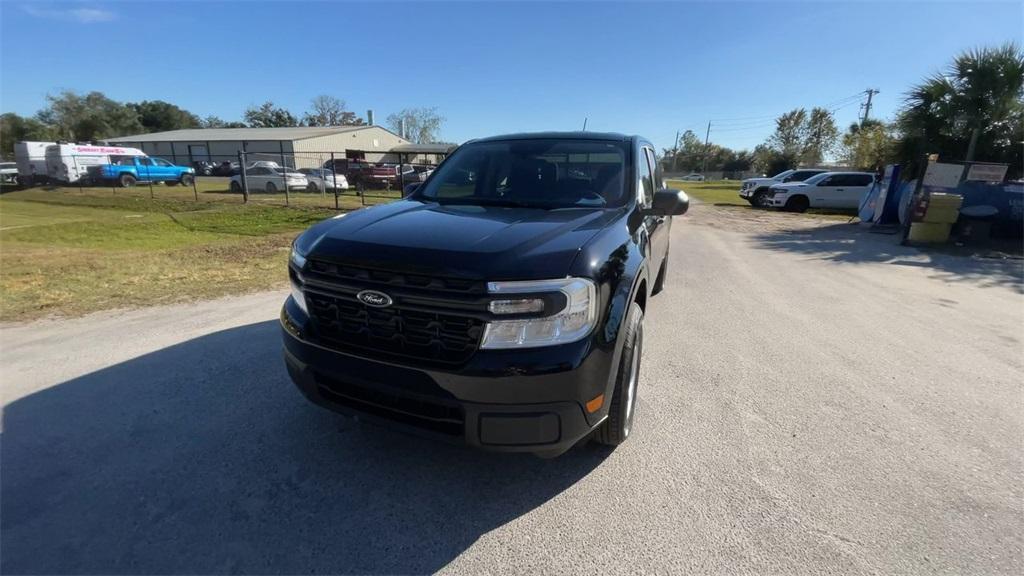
[135,157,155,182]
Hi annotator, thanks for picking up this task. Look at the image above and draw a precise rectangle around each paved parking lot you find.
[2,205,1022,574]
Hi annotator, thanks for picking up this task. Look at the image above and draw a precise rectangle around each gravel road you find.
[2,205,1022,575]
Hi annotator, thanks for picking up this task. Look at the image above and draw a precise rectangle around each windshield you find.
[771,169,795,180]
[802,173,829,185]
[416,139,628,209]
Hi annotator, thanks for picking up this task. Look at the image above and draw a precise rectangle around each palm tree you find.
[898,43,1024,163]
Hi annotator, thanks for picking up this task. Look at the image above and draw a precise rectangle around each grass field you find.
[664,179,747,206]
[0,183,401,322]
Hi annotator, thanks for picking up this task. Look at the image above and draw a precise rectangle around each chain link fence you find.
[15,149,447,210]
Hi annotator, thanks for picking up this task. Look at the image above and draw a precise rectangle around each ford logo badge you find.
[356,290,393,308]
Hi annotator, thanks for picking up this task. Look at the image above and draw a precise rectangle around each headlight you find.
[480,278,597,349]
[290,243,307,268]
[290,278,307,314]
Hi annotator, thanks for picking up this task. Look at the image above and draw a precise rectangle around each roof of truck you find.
[472,131,635,143]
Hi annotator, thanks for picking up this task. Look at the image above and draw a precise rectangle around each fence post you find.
[239,151,249,203]
[331,152,339,210]
[192,171,199,202]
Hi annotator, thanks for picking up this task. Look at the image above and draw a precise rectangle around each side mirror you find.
[650,189,689,216]
[403,182,421,197]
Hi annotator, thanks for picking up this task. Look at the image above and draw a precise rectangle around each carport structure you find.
[390,142,458,190]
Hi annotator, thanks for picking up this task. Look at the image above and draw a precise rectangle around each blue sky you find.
[1,1,1021,152]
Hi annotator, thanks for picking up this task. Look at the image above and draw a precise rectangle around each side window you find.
[137,157,153,166]
[853,175,874,186]
[645,148,662,190]
[817,176,834,186]
[154,158,171,167]
[637,147,654,208]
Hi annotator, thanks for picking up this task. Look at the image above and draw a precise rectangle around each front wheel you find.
[180,173,195,187]
[265,182,277,193]
[118,174,137,188]
[784,195,809,213]
[230,180,242,193]
[751,189,770,208]
[594,302,644,446]
[307,182,319,193]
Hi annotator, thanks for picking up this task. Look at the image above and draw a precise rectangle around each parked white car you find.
[679,173,705,181]
[767,172,875,212]
[739,168,827,207]
[298,168,349,192]
[229,166,308,193]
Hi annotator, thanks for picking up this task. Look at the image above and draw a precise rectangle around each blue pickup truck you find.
[89,155,195,188]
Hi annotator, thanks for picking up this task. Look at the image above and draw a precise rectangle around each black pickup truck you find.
[282,132,688,456]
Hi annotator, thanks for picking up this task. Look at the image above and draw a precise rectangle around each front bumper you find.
[280,298,612,455]
[769,194,788,207]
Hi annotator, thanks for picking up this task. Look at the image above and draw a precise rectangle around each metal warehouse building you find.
[106,125,413,168]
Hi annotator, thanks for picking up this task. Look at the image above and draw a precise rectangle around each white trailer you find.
[14,141,55,185]
[44,144,147,184]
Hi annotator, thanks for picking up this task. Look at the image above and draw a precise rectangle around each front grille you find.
[308,260,484,294]
[307,292,484,365]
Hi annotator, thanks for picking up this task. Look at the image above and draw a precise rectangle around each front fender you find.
[570,221,649,410]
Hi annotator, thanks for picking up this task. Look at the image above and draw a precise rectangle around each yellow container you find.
[908,222,952,243]
[923,193,963,224]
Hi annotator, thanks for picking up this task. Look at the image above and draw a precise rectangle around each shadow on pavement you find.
[1,320,606,574]
[751,222,1024,292]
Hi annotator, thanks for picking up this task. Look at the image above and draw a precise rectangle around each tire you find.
[595,302,644,446]
[180,173,195,187]
[118,173,137,188]
[307,182,319,193]
[751,189,771,208]
[784,195,810,213]
[266,182,277,193]
[230,180,242,193]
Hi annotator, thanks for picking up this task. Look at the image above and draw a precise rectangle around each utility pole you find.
[860,89,879,126]
[672,129,679,172]
[700,121,711,175]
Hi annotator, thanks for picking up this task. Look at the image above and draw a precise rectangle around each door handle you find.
[836,188,844,192]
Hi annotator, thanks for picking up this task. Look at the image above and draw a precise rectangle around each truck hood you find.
[743,177,778,186]
[302,199,620,280]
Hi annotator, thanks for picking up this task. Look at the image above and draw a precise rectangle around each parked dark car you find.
[212,161,240,177]
[283,132,688,456]
[191,161,216,176]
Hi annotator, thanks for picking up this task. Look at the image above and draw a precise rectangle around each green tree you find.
[841,121,895,171]
[36,90,142,141]
[801,107,839,166]
[896,42,1023,174]
[243,102,299,128]
[766,108,807,166]
[0,113,57,158]
[129,101,200,133]
[386,107,445,144]
[200,116,246,129]
[302,95,365,127]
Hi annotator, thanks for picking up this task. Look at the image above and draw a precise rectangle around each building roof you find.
[107,125,380,143]
[391,143,458,154]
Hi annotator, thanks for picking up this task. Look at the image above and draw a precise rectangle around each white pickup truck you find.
[739,168,827,207]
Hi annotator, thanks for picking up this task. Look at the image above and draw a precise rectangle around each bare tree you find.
[303,95,364,127]
[386,107,445,144]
